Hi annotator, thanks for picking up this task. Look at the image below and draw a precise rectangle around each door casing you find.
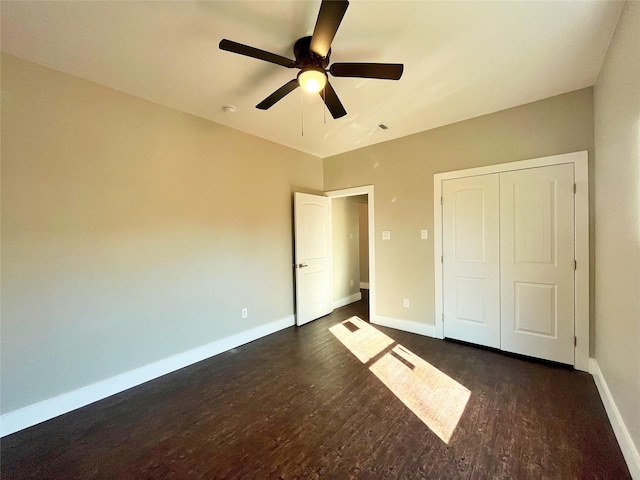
[434,151,590,372]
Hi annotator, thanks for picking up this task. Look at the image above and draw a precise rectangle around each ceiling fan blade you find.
[256,79,300,110]
[309,0,349,58]
[219,39,296,68]
[330,63,404,80]
[320,81,347,119]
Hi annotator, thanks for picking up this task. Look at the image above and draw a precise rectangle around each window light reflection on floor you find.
[329,317,471,444]
[329,316,394,363]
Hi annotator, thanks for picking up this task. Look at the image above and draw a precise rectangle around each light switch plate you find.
[382,230,391,240]
[421,229,428,239]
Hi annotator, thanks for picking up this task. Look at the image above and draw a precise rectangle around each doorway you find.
[330,194,368,309]
[326,185,376,323]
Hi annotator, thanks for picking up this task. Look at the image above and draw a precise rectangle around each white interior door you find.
[294,192,333,326]
[500,164,575,364]
[442,174,501,348]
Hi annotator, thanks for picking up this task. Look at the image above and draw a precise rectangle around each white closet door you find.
[500,164,575,364]
[442,174,501,348]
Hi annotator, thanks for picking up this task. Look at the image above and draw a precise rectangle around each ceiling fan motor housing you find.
[294,36,330,70]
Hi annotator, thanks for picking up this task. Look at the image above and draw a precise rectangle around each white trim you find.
[0,316,295,437]
[373,315,437,338]
[433,151,590,372]
[334,292,362,309]
[590,358,640,478]
[325,185,376,324]
[434,151,588,180]
[573,156,590,372]
[360,282,370,289]
[434,172,444,339]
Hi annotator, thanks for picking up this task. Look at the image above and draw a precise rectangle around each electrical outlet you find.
[350,279,354,287]
[403,299,410,308]
[241,308,248,318]
[382,230,391,240]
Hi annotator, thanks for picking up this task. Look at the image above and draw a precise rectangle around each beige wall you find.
[324,88,594,339]
[332,196,361,301]
[358,201,369,285]
[0,53,323,414]
[594,0,640,459]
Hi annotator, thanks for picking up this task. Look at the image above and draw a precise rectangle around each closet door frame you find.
[433,151,589,372]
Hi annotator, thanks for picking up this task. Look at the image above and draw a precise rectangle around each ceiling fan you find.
[219,0,403,119]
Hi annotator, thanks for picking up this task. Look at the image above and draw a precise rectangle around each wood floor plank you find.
[1,290,631,479]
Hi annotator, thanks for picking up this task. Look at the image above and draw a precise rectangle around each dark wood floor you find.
[1,291,630,479]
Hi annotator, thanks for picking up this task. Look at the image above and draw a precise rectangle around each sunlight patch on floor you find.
[329,316,394,363]
[369,343,471,443]
[330,316,471,444]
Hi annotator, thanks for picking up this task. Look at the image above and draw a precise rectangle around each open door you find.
[294,192,333,326]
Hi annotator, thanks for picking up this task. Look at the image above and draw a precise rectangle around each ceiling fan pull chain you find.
[323,86,327,125]
[300,89,304,136]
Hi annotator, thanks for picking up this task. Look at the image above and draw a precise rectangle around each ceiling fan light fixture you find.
[298,68,327,93]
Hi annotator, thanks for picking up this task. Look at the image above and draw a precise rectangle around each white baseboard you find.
[590,358,640,479]
[334,292,362,309]
[0,315,295,438]
[360,282,369,289]
[373,315,437,338]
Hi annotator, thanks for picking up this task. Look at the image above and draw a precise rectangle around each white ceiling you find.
[1,1,624,158]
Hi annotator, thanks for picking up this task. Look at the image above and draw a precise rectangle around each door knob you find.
[298,263,308,268]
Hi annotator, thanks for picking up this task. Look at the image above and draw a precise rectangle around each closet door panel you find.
[500,164,575,365]
[442,174,500,348]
